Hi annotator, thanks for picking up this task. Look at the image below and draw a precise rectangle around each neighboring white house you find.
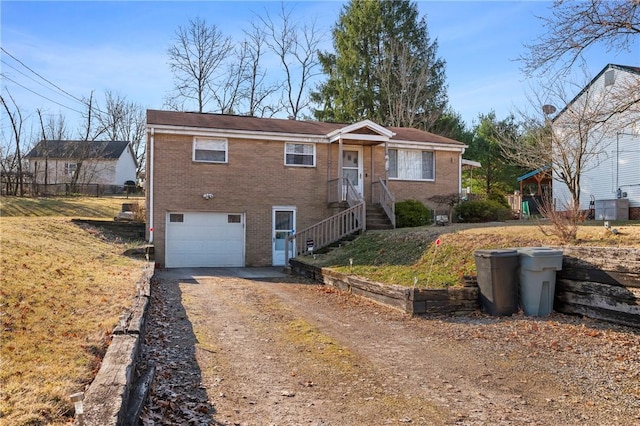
[25,140,137,187]
[552,64,640,220]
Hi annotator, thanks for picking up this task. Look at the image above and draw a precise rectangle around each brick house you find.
[146,110,467,268]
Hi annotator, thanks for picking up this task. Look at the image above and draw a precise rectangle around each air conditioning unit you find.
[594,199,629,221]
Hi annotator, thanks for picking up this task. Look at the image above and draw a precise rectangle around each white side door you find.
[272,207,296,266]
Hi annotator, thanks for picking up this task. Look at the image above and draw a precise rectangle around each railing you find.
[327,177,365,206]
[327,178,341,204]
[372,178,396,228]
[285,201,365,266]
[344,178,364,207]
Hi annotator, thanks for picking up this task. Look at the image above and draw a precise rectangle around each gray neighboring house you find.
[25,140,137,186]
[551,64,640,220]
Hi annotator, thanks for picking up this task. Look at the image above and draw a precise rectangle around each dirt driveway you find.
[139,268,640,425]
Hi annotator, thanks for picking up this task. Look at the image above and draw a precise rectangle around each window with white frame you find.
[193,138,227,163]
[65,162,77,177]
[285,143,315,166]
[388,149,434,180]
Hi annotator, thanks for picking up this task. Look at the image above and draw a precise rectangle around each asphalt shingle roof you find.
[26,140,130,160]
[146,110,465,146]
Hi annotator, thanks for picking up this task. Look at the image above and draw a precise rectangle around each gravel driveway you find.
[138,268,640,425]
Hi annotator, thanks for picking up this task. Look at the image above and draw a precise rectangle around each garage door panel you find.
[166,212,244,268]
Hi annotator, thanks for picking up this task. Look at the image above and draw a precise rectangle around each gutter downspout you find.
[459,147,466,195]
[148,127,154,244]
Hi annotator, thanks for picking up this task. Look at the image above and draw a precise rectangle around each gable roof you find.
[146,110,465,147]
[26,140,130,160]
[552,63,640,122]
[517,165,551,182]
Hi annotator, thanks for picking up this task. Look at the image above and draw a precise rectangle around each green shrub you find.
[395,199,432,228]
[455,200,511,223]
[487,191,510,208]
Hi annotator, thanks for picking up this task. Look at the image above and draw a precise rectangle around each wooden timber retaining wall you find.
[555,247,640,328]
[72,219,146,240]
[291,247,640,328]
[289,260,480,315]
[78,265,153,425]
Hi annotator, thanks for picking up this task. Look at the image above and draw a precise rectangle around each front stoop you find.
[366,204,394,230]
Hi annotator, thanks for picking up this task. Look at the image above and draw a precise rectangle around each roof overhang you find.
[327,120,395,144]
[462,159,482,169]
[390,140,467,153]
[148,124,330,144]
[517,165,551,182]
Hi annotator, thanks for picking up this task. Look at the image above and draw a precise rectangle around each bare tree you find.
[97,90,146,176]
[503,68,629,206]
[378,38,446,129]
[260,4,322,119]
[69,91,105,189]
[166,17,233,113]
[520,0,640,78]
[211,44,249,115]
[0,91,26,196]
[496,69,625,241]
[243,24,283,117]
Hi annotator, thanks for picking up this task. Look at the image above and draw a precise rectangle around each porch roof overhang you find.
[327,120,395,145]
[462,159,482,170]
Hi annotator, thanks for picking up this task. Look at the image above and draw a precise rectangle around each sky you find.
[1,0,639,137]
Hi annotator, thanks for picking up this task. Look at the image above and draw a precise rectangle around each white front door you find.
[342,146,364,196]
[272,207,296,266]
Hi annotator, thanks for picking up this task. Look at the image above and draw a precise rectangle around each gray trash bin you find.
[518,247,563,316]
[474,249,519,316]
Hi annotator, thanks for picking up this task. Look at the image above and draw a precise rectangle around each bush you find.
[487,191,510,209]
[455,200,511,223]
[395,199,432,228]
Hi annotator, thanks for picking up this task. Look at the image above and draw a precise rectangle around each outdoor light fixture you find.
[202,193,215,200]
[70,392,84,425]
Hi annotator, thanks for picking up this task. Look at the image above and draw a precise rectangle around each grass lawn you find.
[302,220,640,288]
[0,196,148,425]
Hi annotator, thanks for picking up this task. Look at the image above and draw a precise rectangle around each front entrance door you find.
[342,146,364,196]
[272,207,296,266]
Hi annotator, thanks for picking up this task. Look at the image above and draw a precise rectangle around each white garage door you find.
[165,212,245,268]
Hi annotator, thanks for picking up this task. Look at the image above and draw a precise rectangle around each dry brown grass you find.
[0,214,147,425]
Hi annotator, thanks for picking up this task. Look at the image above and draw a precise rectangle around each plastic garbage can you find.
[474,249,519,316]
[518,247,563,316]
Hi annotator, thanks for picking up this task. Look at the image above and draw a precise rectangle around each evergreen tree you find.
[312,0,447,128]
[466,112,524,195]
